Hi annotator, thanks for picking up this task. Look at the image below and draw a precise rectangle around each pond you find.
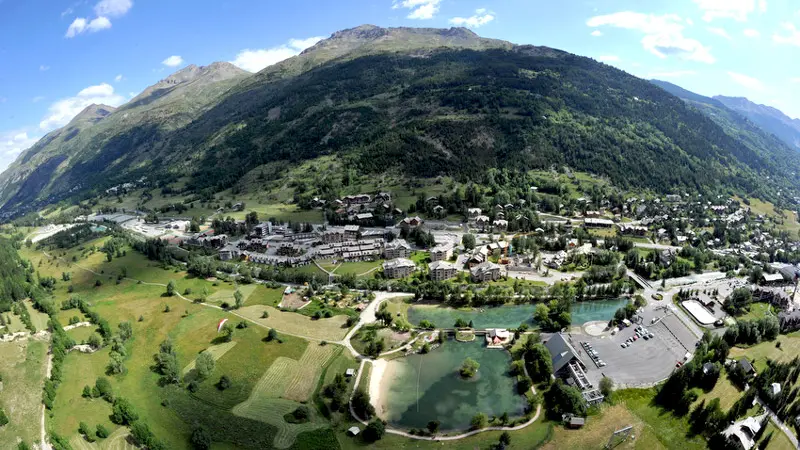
[407,298,630,329]
[379,338,526,431]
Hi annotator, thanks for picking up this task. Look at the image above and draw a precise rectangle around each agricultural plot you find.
[233,398,327,449]
[243,286,284,307]
[181,341,238,375]
[237,305,350,341]
[69,427,138,450]
[207,284,257,306]
[0,339,48,448]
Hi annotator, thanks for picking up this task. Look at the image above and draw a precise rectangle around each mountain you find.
[0,61,249,212]
[2,25,800,217]
[650,80,800,183]
[714,96,800,152]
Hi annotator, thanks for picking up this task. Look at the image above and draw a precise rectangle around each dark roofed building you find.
[545,333,582,377]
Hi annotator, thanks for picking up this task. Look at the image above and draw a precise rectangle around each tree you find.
[724,287,753,316]
[459,357,480,378]
[110,397,139,425]
[96,424,109,439]
[470,412,488,430]
[0,408,7,427]
[544,380,587,419]
[363,419,386,442]
[233,289,244,309]
[426,420,440,434]
[79,422,94,441]
[462,233,476,250]
[217,375,231,390]
[352,389,376,419]
[266,328,278,342]
[95,377,114,401]
[166,280,176,296]
[499,431,511,446]
[526,343,554,383]
[194,351,216,381]
[517,376,533,394]
[599,376,614,398]
[190,426,211,450]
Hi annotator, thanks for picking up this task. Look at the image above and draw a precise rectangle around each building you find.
[321,228,346,244]
[219,245,241,261]
[722,415,766,450]
[761,273,785,285]
[738,358,757,379]
[467,208,482,219]
[429,260,458,281]
[382,258,416,279]
[618,224,648,236]
[470,261,502,282]
[430,243,454,262]
[584,218,613,228]
[486,328,511,346]
[399,216,423,231]
[475,215,490,230]
[384,239,412,259]
[492,219,508,230]
[545,334,583,377]
[344,225,361,240]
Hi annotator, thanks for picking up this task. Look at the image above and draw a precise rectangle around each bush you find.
[217,375,232,391]
[191,426,211,450]
[470,413,488,430]
[96,424,109,439]
[459,357,480,378]
[110,397,138,425]
[363,419,386,442]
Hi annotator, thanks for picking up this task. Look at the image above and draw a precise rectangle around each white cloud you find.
[587,12,716,63]
[231,36,325,73]
[759,0,767,13]
[591,30,603,37]
[693,0,757,22]
[647,70,696,78]
[161,55,184,67]
[39,65,50,72]
[39,82,125,131]
[392,0,441,20]
[94,0,132,18]
[449,8,495,28]
[65,16,112,37]
[707,27,732,39]
[774,22,800,46]
[32,96,45,103]
[114,74,124,82]
[743,28,760,37]
[727,71,765,91]
[597,55,621,62]
[790,77,800,83]
[0,129,40,172]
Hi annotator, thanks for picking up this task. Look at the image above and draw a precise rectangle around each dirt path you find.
[40,352,53,450]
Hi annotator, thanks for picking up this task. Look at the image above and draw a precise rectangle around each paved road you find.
[756,396,800,449]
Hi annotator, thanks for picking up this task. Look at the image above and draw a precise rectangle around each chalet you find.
[722,415,766,450]
[493,219,508,230]
[430,243,454,262]
[321,228,346,244]
[486,241,509,257]
[618,224,648,236]
[475,215,490,230]
[738,358,757,379]
[384,239,412,259]
[383,258,416,279]
[399,216,424,231]
[219,245,241,261]
[470,261,502,282]
[429,260,458,281]
[467,208,482,219]
[342,194,371,205]
[468,247,489,266]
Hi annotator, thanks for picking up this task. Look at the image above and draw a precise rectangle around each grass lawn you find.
[237,305,350,341]
[244,286,284,307]
[739,302,773,321]
[66,324,97,344]
[383,297,412,330]
[206,283,258,307]
[0,339,48,448]
[763,421,795,450]
[614,388,707,450]
[542,404,662,450]
[24,300,50,331]
[332,261,383,277]
[729,334,800,373]
[692,373,742,412]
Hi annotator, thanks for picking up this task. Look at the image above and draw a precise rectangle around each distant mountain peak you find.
[714,95,800,151]
[71,104,116,125]
[126,61,249,108]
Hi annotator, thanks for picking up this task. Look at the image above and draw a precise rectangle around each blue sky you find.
[1,0,799,171]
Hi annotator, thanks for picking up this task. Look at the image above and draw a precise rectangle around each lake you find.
[407,298,630,329]
[380,338,526,431]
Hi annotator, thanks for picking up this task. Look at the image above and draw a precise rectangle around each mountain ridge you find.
[713,95,800,151]
[2,25,800,217]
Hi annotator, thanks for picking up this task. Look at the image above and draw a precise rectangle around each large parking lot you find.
[569,312,700,388]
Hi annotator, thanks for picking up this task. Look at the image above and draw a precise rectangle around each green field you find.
[0,339,48,448]
[613,389,707,450]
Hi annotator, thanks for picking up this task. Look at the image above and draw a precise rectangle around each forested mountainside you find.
[2,24,800,217]
[650,80,800,179]
[714,95,800,153]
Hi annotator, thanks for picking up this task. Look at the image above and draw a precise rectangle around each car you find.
[621,343,626,348]
[633,335,638,341]
[676,361,683,367]
[648,333,654,339]
[643,335,649,340]
[598,361,607,367]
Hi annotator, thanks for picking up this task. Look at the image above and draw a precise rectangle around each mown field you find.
[18,237,354,449]
[0,339,48,449]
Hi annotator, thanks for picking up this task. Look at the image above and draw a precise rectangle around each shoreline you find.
[369,358,390,417]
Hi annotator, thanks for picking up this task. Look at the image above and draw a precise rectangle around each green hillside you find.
[2,25,800,218]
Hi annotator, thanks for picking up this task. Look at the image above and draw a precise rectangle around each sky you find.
[0,0,799,172]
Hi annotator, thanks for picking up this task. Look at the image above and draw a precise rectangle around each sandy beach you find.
[369,358,392,417]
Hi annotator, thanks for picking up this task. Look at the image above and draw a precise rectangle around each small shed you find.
[347,426,360,436]
[568,417,585,429]
[345,368,356,377]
